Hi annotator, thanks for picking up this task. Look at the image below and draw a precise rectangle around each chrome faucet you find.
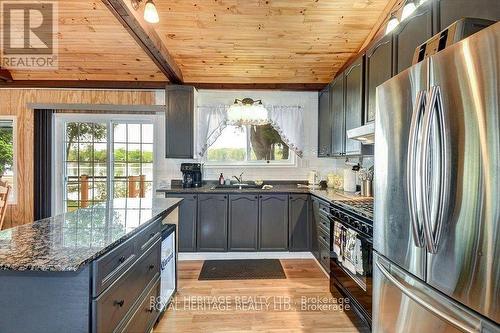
[232,172,244,184]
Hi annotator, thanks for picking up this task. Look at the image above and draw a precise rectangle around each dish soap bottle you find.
[219,173,225,185]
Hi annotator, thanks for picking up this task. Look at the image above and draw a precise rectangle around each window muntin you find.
[63,121,154,213]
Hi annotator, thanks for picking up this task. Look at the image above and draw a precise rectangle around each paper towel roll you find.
[343,168,357,192]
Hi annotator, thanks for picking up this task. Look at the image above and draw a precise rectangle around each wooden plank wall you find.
[0,89,155,229]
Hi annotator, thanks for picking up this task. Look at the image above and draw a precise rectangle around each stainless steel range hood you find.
[346,123,374,145]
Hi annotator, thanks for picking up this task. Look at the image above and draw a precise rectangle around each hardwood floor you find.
[154,259,369,333]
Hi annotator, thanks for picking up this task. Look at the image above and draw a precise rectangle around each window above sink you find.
[204,124,296,167]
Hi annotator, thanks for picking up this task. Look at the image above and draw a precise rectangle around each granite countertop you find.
[0,198,182,272]
[157,184,311,194]
[157,184,368,203]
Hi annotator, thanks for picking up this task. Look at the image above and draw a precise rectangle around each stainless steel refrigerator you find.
[373,22,499,332]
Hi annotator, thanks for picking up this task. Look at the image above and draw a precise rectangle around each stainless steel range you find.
[329,199,374,327]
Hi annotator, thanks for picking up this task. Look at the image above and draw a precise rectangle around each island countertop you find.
[0,198,182,272]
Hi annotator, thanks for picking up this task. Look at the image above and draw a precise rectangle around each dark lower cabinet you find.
[166,193,197,252]
[289,194,311,251]
[311,198,321,260]
[394,1,434,74]
[197,194,228,251]
[435,0,500,31]
[229,195,259,251]
[259,194,289,251]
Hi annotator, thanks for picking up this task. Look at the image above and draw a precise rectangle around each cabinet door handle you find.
[193,195,197,199]
[254,196,258,199]
[150,232,156,239]
[149,264,155,270]
[147,307,154,313]
[114,300,125,307]
[118,256,126,264]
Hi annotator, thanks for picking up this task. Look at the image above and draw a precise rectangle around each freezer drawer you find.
[373,253,498,333]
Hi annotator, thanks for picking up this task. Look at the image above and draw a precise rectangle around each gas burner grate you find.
[337,199,374,219]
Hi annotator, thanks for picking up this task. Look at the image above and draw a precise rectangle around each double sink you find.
[211,183,263,190]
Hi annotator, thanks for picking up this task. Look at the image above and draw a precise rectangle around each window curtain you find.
[196,104,304,158]
[34,109,54,220]
[267,105,304,157]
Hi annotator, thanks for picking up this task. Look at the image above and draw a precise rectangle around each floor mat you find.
[198,259,286,280]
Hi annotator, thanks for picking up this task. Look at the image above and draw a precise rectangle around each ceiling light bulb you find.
[144,0,159,24]
[385,14,399,35]
[401,1,417,21]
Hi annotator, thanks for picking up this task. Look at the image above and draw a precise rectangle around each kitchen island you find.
[0,198,182,333]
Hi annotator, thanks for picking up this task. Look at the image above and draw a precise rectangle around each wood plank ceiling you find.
[3,0,393,86]
[8,1,166,82]
[154,0,391,84]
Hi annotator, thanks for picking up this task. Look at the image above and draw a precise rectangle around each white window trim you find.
[0,116,17,204]
[203,124,297,168]
[53,113,156,215]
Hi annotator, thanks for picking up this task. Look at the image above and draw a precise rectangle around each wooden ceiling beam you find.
[0,80,167,89]
[188,82,326,91]
[102,0,183,84]
[0,68,13,82]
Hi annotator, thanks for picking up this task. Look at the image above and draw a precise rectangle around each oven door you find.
[330,218,373,321]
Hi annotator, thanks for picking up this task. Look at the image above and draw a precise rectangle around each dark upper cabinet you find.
[228,195,259,251]
[344,56,365,156]
[318,85,332,157]
[289,194,310,251]
[197,194,228,251]
[393,2,433,74]
[165,85,195,158]
[365,35,393,124]
[330,75,345,157]
[434,0,500,31]
[259,194,289,251]
[166,193,197,252]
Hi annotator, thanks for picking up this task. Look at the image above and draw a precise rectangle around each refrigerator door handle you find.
[420,85,449,254]
[433,86,450,253]
[407,90,426,248]
[375,257,482,333]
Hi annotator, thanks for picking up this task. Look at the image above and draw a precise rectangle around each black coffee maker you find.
[181,163,203,188]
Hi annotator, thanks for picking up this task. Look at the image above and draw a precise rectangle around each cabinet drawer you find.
[135,219,161,255]
[319,241,331,274]
[93,236,137,297]
[317,214,331,234]
[94,239,160,333]
[120,278,160,333]
[317,225,330,246]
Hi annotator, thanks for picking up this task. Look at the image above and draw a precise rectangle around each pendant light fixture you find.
[131,0,159,24]
[227,98,270,126]
[385,13,400,35]
[401,0,417,21]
